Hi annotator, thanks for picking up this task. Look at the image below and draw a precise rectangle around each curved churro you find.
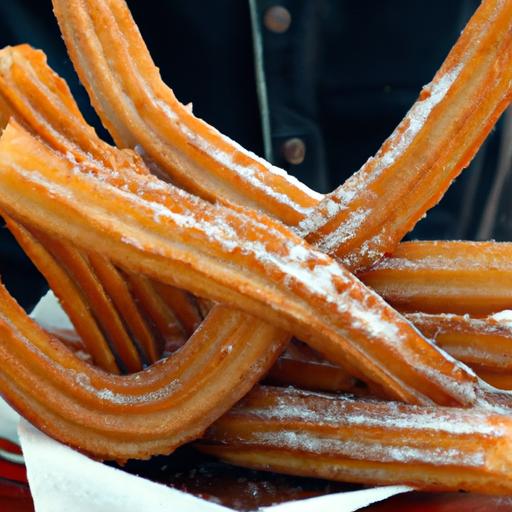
[199,386,512,494]
[361,241,512,315]
[0,45,159,369]
[0,63,300,454]
[49,0,512,395]
[0,121,483,407]
[0,0,509,471]
[0,280,288,460]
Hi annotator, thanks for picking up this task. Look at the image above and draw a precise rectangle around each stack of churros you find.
[0,0,510,495]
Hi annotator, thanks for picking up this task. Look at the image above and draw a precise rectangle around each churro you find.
[0,121,482,407]
[200,386,512,494]
[361,241,512,315]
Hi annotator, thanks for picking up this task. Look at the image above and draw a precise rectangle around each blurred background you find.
[0,0,509,310]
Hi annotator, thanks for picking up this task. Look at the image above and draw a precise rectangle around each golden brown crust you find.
[0,44,148,174]
[149,280,203,338]
[270,311,512,393]
[10,0,512,403]
[47,0,512,407]
[47,0,512,409]
[123,273,184,357]
[200,386,512,494]
[406,310,512,372]
[0,121,483,408]
[52,0,512,270]
[5,217,119,373]
[32,229,143,372]
[360,241,512,315]
[474,370,512,390]
[87,254,160,363]
[266,341,360,394]
[0,277,289,459]
[0,0,508,476]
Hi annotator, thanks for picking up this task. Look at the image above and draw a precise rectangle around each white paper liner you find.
[18,420,410,512]
[3,291,412,511]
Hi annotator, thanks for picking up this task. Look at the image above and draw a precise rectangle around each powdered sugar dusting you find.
[406,311,512,369]
[412,358,478,404]
[252,431,485,467]
[314,208,369,253]
[53,164,411,353]
[217,387,507,469]
[246,389,499,437]
[491,310,512,329]
[445,344,512,368]
[16,166,392,332]
[154,99,321,218]
[407,312,512,337]
[73,371,180,405]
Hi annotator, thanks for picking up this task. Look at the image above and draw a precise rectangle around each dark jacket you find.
[0,0,507,310]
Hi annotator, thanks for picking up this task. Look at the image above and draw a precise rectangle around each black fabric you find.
[0,0,505,310]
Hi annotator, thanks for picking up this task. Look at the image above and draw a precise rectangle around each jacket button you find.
[282,138,306,165]
[264,6,292,34]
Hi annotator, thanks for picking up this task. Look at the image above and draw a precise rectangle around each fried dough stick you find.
[407,311,512,372]
[299,0,512,270]
[269,312,512,393]
[8,45,510,380]
[0,279,288,460]
[3,121,512,463]
[200,386,512,495]
[0,121,483,407]
[51,0,512,382]
[5,219,119,373]
[265,341,360,394]
[49,0,512,403]
[8,0,512,412]
[361,241,512,315]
